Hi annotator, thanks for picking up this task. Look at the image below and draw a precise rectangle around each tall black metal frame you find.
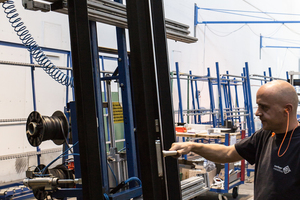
[150,0,182,199]
[67,0,103,199]
[126,0,180,199]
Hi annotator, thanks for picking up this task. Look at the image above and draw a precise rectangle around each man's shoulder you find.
[252,128,272,138]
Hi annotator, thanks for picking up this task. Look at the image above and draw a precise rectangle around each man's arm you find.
[169,142,243,163]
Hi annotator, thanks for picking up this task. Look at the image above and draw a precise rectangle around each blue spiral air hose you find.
[2,1,73,87]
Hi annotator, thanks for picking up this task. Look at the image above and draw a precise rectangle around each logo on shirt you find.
[273,165,291,174]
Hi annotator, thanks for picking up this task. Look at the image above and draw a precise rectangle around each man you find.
[169,80,300,200]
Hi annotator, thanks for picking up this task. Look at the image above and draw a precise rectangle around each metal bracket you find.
[22,0,51,12]
[155,140,163,177]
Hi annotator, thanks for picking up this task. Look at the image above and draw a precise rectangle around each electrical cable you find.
[103,193,110,200]
[124,177,142,186]
[59,120,73,154]
[205,23,247,37]
[110,177,142,194]
[41,141,78,174]
[118,147,126,153]
[242,0,300,36]
[2,1,74,87]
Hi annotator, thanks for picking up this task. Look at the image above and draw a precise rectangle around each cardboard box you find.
[179,164,194,180]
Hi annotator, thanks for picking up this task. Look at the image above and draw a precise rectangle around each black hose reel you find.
[26,111,69,147]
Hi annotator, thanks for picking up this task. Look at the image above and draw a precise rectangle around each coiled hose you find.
[2,1,73,87]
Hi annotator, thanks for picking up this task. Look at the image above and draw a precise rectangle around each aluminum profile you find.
[181,176,209,200]
[41,0,198,43]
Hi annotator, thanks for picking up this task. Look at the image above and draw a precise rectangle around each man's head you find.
[255,80,298,133]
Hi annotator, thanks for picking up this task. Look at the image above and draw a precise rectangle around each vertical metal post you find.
[216,62,224,126]
[29,55,37,112]
[67,0,104,198]
[223,81,229,111]
[207,68,217,127]
[234,78,241,125]
[114,0,139,179]
[224,133,230,191]
[195,80,201,123]
[100,56,110,144]
[226,71,233,121]
[89,21,110,192]
[194,3,198,37]
[105,79,116,148]
[187,74,190,124]
[259,34,262,59]
[242,70,251,135]
[68,101,82,200]
[69,53,75,101]
[65,52,71,105]
[245,63,255,135]
[190,71,197,123]
[268,67,273,81]
[126,0,167,199]
[150,0,182,197]
[30,55,40,165]
[176,62,184,123]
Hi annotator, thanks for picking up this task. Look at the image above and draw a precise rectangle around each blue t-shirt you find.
[235,127,300,200]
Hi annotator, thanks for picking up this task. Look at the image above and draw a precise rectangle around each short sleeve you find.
[235,130,266,165]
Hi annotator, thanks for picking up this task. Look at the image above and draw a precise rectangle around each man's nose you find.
[255,109,261,116]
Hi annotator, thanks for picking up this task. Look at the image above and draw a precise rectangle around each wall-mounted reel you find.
[26,111,69,147]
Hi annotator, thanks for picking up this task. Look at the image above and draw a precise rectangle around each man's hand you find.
[169,142,195,158]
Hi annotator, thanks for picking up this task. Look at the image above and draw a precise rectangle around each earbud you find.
[285,109,289,113]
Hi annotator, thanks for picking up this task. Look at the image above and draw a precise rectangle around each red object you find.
[175,126,187,132]
[241,130,245,182]
[68,161,74,170]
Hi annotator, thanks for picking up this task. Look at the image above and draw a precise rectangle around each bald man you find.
[170,80,300,200]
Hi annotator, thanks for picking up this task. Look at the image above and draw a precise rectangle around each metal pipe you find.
[181,178,204,190]
[199,20,300,24]
[105,77,116,148]
[182,183,206,196]
[184,112,218,116]
[223,110,247,114]
[0,60,71,70]
[225,114,249,118]
[0,122,26,126]
[219,73,246,79]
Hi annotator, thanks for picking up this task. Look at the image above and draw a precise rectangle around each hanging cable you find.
[242,0,300,36]
[103,193,110,200]
[110,177,142,194]
[41,141,78,174]
[2,1,73,87]
[124,177,142,186]
[205,23,247,37]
